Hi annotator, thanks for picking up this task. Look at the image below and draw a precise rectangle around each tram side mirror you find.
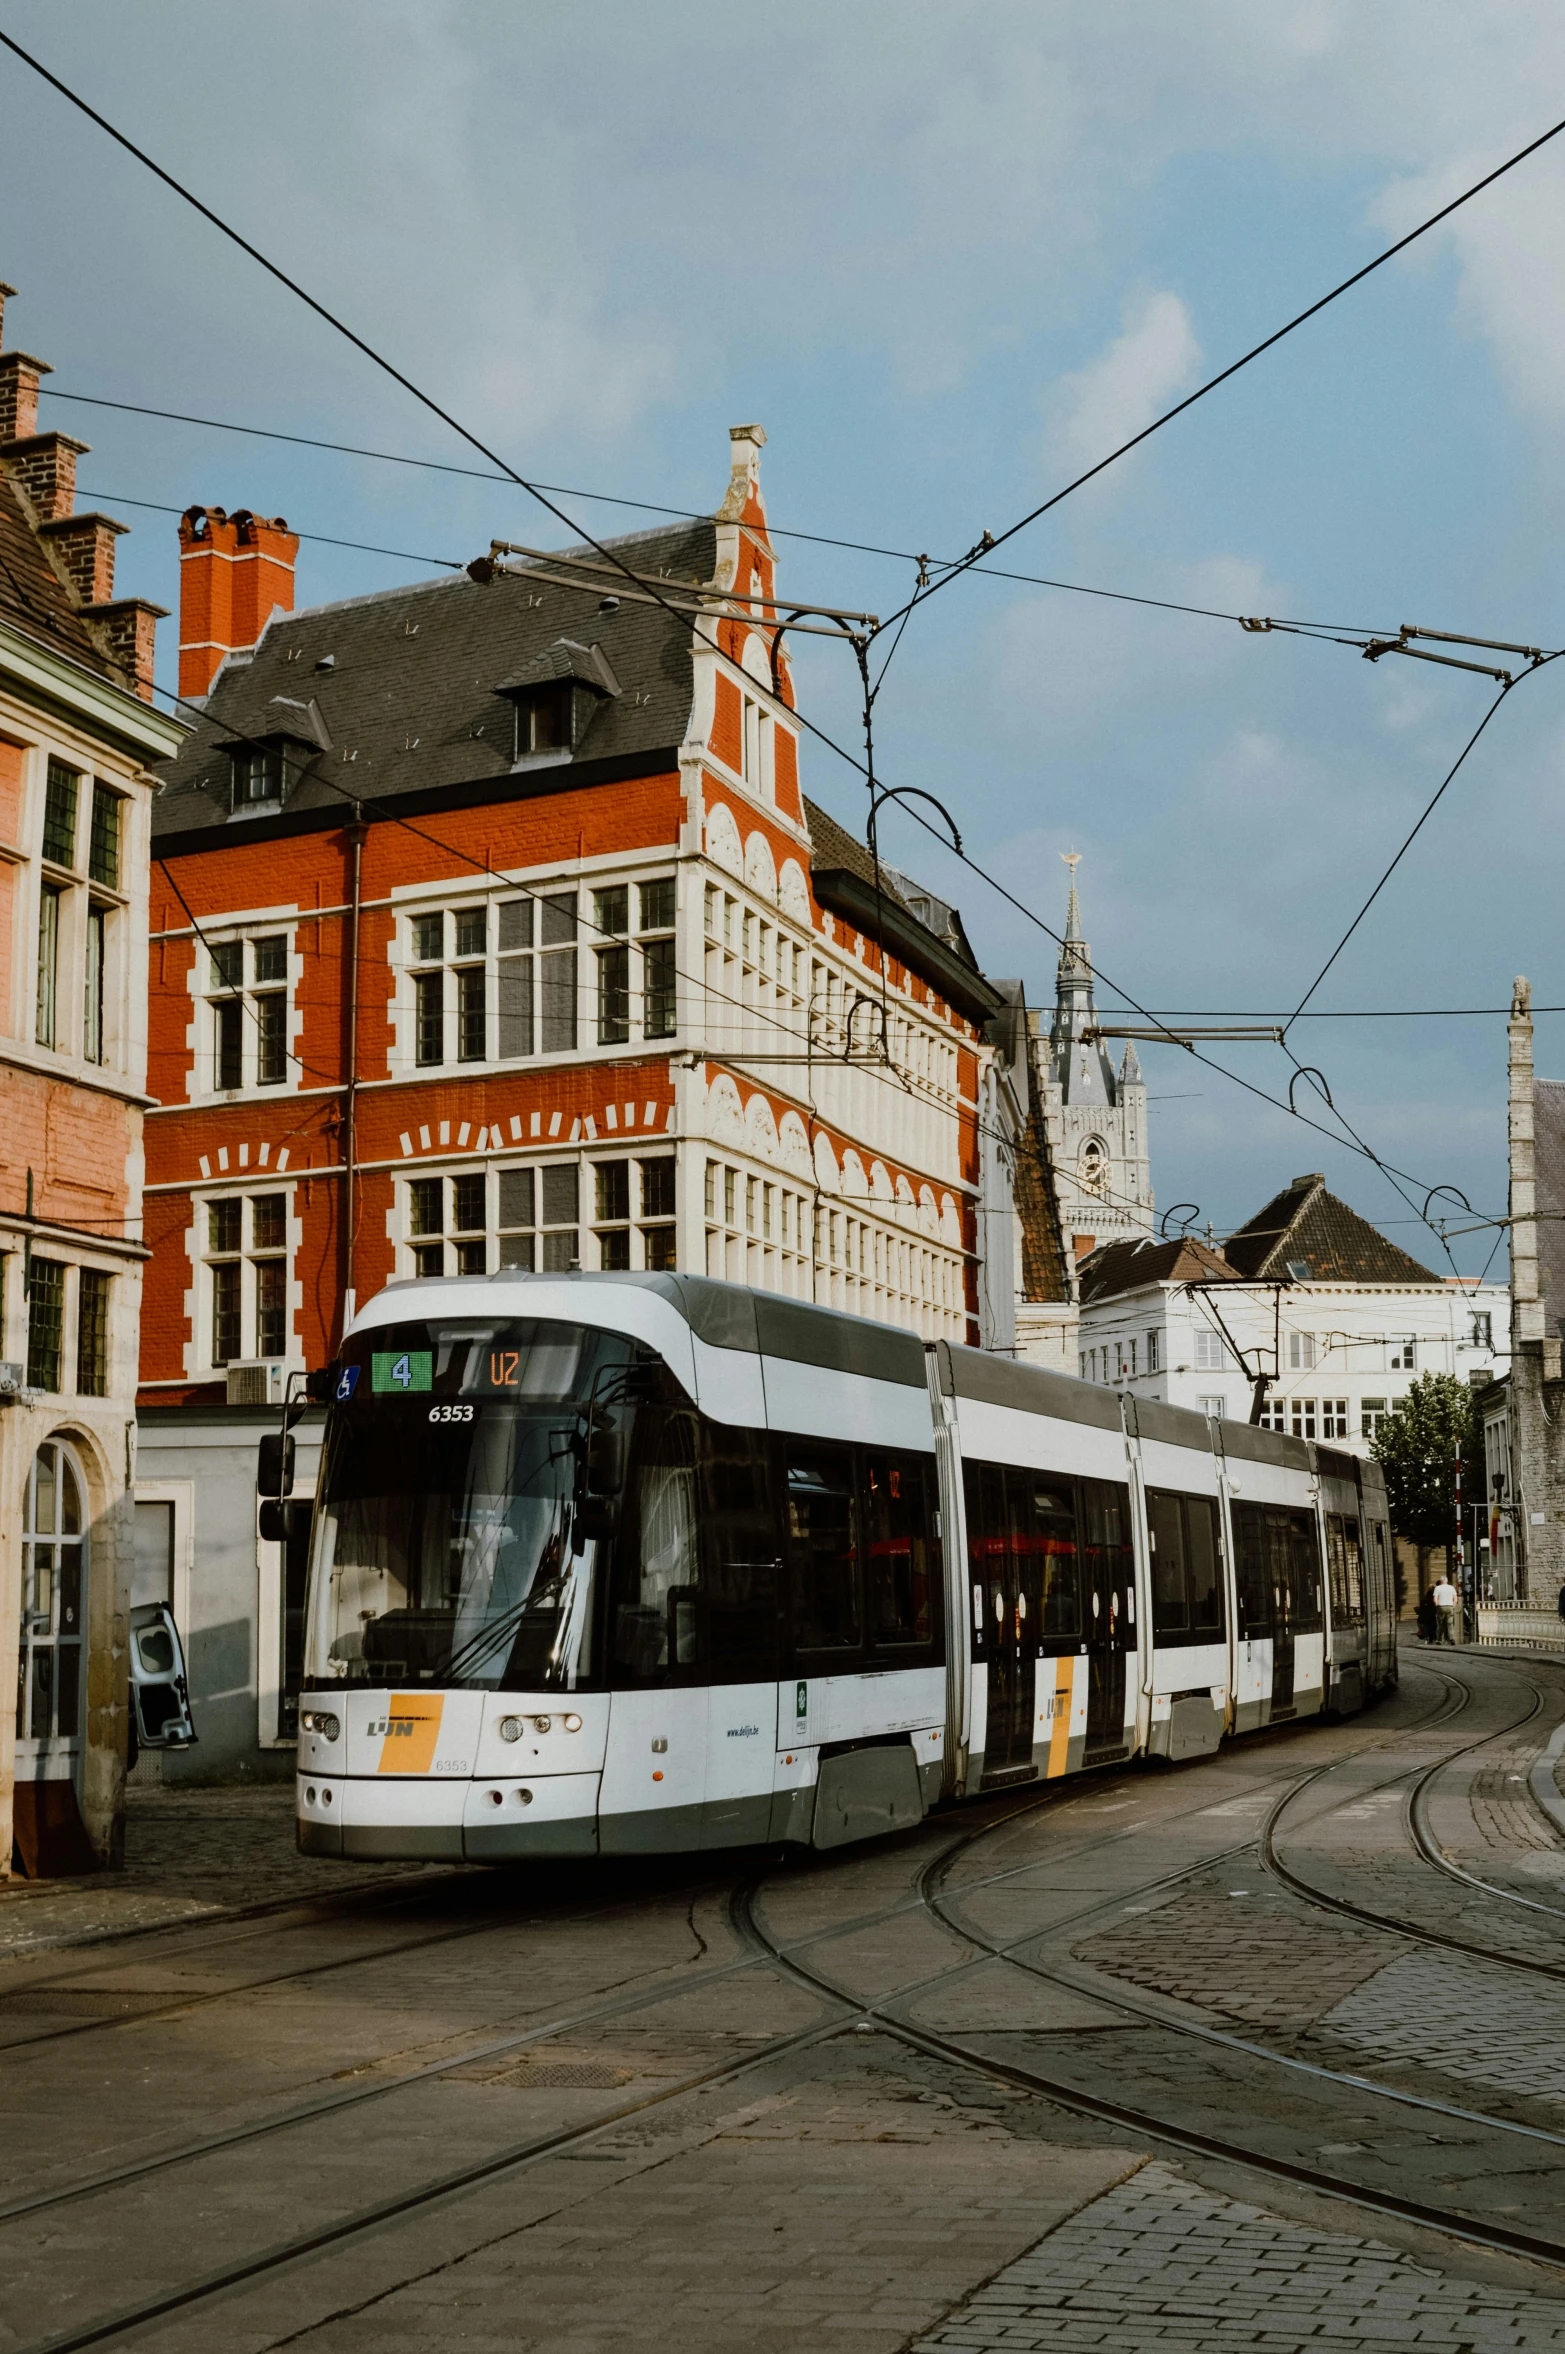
[305,1361,342,1403]
[259,1496,313,1545]
[257,1431,295,1499]
[129,1602,197,1751]
[584,1425,626,1498]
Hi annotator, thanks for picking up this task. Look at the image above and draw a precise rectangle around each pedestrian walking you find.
[1417,1588,1437,1644]
[1432,1574,1458,1646]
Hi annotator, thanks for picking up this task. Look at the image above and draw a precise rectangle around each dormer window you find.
[514,682,573,758]
[232,747,282,809]
[496,638,620,766]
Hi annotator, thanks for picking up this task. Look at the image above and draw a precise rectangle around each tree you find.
[1371,1371,1484,1571]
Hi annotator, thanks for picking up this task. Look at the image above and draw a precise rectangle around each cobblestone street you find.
[9,1646,1565,2351]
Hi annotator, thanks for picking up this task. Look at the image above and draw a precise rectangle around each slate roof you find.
[802,796,916,912]
[802,794,1001,1021]
[151,519,717,842]
[0,469,117,677]
[1077,1233,1237,1305]
[1534,1079,1565,1328]
[1222,1173,1440,1284]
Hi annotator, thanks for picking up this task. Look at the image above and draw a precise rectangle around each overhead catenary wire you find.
[12,29,1507,1260]
[868,107,1565,641]
[62,396,1400,641]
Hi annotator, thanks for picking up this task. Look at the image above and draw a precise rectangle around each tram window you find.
[786,1444,860,1653]
[1080,1480,1133,1634]
[1286,1510,1325,1631]
[701,1425,778,1682]
[1327,1513,1365,1628]
[961,1462,1007,1656]
[612,1408,700,1679]
[1016,1473,1080,1640]
[1148,1493,1188,1633]
[1149,1492,1223,1641]
[863,1452,937,1649]
[1231,1502,1270,1637]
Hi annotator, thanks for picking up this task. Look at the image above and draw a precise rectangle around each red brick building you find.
[0,279,183,1871]
[136,428,1009,1765]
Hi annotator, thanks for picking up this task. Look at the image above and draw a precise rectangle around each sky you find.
[3,0,1564,1278]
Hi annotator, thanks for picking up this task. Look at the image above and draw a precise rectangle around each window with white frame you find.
[205,1191,290,1364]
[1320,1400,1349,1439]
[1470,1310,1493,1351]
[1257,1397,1286,1431]
[704,1155,815,1296]
[1198,1394,1226,1419]
[407,1171,489,1277]
[592,1155,677,1271]
[208,933,289,1091]
[1389,1337,1417,1370]
[1146,1329,1160,1373]
[35,761,125,1066]
[1286,1330,1316,1372]
[740,691,773,801]
[1289,1399,1318,1439]
[405,878,673,1069]
[1361,1396,1390,1440]
[404,1163,587,1277]
[1193,1328,1227,1371]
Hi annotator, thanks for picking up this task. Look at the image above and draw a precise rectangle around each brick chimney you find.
[179,505,299,699]
[0,275,166,699]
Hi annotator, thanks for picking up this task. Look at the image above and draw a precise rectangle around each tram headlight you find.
[531,1715,551,1735]
[301,1711,340,1742]
[498,1716,524,1743]
[564,1713,582,1733]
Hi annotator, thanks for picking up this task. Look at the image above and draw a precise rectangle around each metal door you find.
[1083,1480,1133,1756]
[983,1475,1036,1778]
[1268,1513,1296,1716]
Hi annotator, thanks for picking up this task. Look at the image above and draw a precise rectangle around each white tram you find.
[288,1272,1398,1862]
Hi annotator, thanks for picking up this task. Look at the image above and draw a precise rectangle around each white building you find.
[1077,1173,1507,1451]
[1013,861,1151,1372]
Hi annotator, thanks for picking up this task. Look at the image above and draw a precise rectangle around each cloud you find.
[1050,291,1203,478]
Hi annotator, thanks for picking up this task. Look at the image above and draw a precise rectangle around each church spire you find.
[1049,852,1116,1105]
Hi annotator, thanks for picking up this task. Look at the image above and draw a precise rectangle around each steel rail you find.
[734,1726,1565,2281]
[1260,1654,1565,1976]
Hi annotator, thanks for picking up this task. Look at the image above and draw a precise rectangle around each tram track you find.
[0,1741,1392,2354]
[0,1706,1425,2233]
[3,1664,1519,2352]
[1259,1650,1565,1975]
[9,1790,1064,2354]
[734,1724,1565,2282]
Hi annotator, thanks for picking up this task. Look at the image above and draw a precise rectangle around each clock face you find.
[1079,1138,1108,1195]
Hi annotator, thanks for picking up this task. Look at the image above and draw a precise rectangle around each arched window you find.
[19,1440,87,1765]
[1078,1137,1109,1197]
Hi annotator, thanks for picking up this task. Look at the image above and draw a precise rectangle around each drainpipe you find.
[340,810,367,1343]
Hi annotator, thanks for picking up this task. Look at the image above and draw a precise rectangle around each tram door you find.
[1082,1479,1134,1757]
[966,1465,1040,1779]
[1268,1508,1296,1714]
[1231,1502,1273,1723]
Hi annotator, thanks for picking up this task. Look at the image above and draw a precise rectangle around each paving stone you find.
[911,2160,1565,2352]
[1320,1947,1565,2106]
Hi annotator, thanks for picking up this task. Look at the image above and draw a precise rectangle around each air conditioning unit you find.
[0,1360,24,1404]
[226,1360,288,1408]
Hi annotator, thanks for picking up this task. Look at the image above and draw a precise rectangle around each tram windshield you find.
[304,1317,650,1691]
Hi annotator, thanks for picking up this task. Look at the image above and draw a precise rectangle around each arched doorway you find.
[13,1437,96,1875]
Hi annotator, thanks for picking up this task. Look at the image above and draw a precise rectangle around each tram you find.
[283,1271,1398,1862]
